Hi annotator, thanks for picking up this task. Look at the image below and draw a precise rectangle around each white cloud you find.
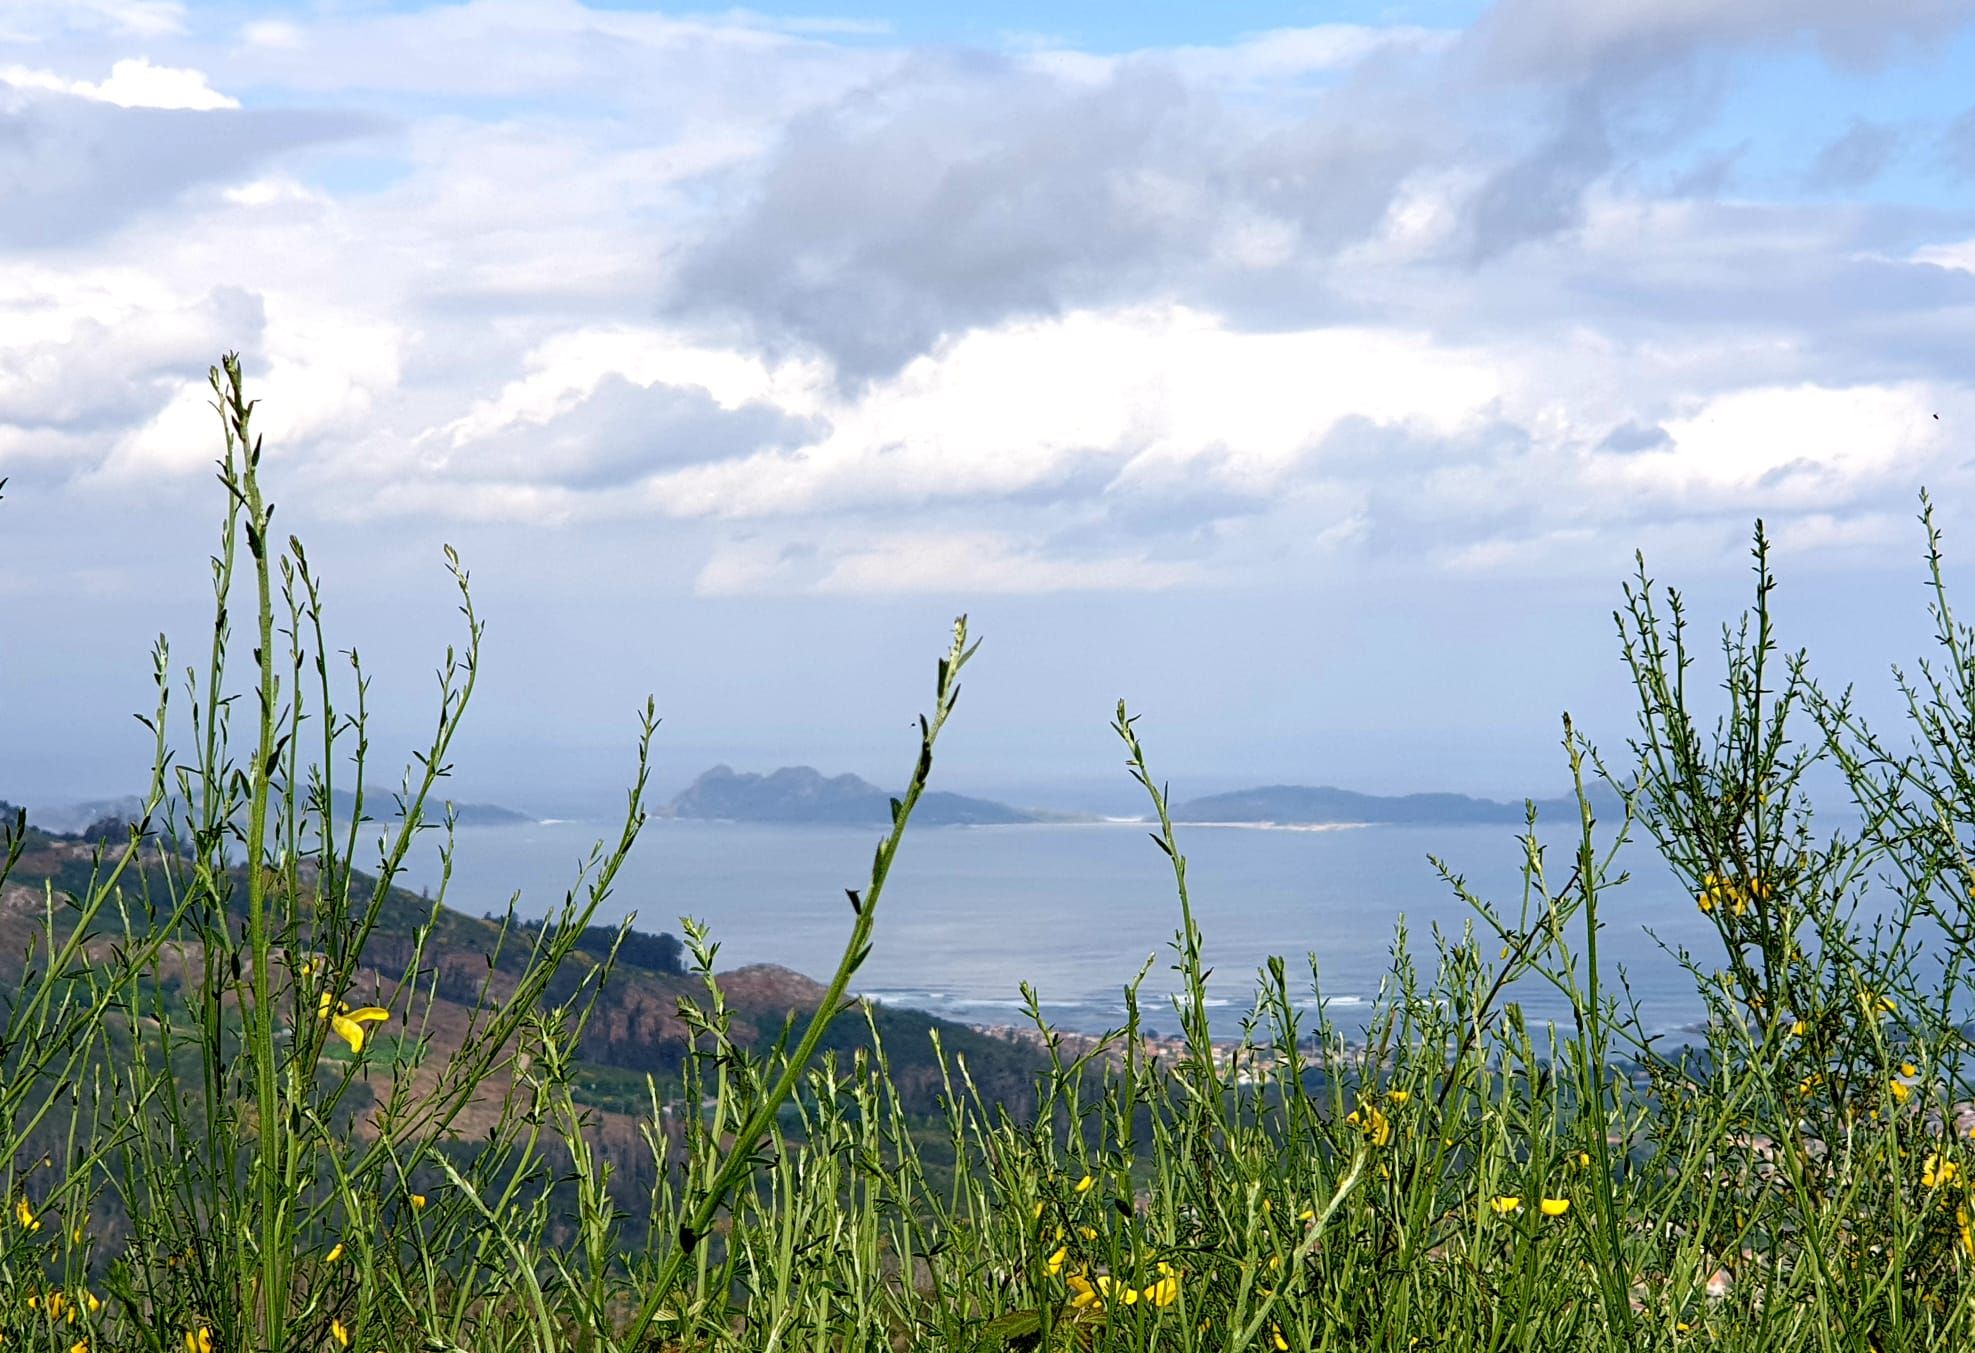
[0,1,186,41]
[1606,382,1947,507]
[1026,23,1454,89]
[0,0,1969,603]
[242,20,306,51]
[438,328,824,450]
[0,57,238,110]
[92,294,399,483]
[1914,237,1975,273]
[637,306,1508,520]
[695,530,1194,597]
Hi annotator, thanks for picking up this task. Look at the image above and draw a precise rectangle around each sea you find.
[390,816,1729,1042]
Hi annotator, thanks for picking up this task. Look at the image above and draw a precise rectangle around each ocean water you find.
[391,815,1729,1040]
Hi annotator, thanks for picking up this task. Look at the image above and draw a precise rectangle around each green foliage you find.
[4,357,1975,1351]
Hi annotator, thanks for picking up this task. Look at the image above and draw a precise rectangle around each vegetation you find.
[5,356,1975,1350]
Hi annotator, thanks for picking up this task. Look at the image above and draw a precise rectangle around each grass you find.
[5,354,1975,1350]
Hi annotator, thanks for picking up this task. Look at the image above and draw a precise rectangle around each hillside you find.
[0,828,1049,1129]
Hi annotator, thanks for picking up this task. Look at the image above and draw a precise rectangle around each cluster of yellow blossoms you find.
[1035,1171,1182,1316]
[1915,1146,1975,1260]
[14,1289,101,1352]
[1344,1088,1409,1148]
[1488,1195,1571,1217]
[24,1288,101,1321]
[1697,872,1769,916]
[1065,1262,1181,1311]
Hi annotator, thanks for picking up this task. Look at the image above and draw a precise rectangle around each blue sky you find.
[1,0,1973,816]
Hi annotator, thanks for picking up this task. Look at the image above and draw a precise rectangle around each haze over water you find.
[396,816,1723,1040]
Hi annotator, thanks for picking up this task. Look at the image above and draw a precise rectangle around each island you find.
[662,764,1073,826]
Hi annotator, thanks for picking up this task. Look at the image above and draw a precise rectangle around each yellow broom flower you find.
[317,993,389,1054]
[1344,1102,1392,1147]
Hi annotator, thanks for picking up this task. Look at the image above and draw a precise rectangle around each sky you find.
[1,0,1973,817]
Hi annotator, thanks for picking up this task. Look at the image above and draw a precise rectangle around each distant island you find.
[10,789,535,837]
[1169,781,1625,827]
[23,774,1630,834]
[663,765,1077,826]
[659,765,1622,830]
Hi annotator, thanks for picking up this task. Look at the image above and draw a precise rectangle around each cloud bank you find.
[0,0,1972,603]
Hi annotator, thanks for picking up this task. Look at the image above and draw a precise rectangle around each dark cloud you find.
[1600,422,1672,454]
[1473,0,1972,83]
[1939,104,1975,180]
[662,40,1487,380]
[1805,119,1902,191]
[0,98,378,248]
[667,55,1235,379]
[1466,87,1614,260]
[659,0,1975,381]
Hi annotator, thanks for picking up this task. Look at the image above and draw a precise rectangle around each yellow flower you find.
[185,1329,213,1353]
[1045,1246,1068,1276]
[1698,872,1765,916]
[1031,1201,1044,1221]
[1489,1196,1522,1215]
[1074,1174,1095,1195]
[1140,1264,1180,1308]
[331,1318,349,1348]
[1924,1154,1961,1189]
[1960,1206,1975,1258]
[1272,1327,1290,1351]
[1789,1021,1807,1037]
[1900,1062,1919,1078]
[1571,1151,1592,1170]
[69,1343,86,1353]
[1889,1079,1912,1103]
[409,1193,427,1211]
[82,1292,100,1315]
[1386,1089,1411,1106]
[1344,1102,1392,1147]
[324,1242,344,1263]
[1540,1198,1570,1217]
[1067,1269,1176,1313]
[317,993,389,1054]
[14,1197,38,1231]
